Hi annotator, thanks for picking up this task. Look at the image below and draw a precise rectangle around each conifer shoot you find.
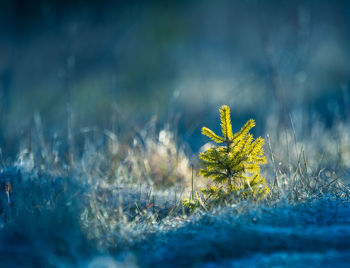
[199,105,269,202]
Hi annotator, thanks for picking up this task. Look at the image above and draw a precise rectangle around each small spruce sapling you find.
[183,105,269,210]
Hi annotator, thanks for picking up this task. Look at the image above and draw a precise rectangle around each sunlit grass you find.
[1,115,350,266]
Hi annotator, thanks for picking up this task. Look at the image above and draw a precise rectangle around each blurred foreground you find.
[0,119,349,267]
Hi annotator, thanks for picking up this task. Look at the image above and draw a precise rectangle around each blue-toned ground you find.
[3,179,350,267]
[121,199,350,267]
[1,124,350,267]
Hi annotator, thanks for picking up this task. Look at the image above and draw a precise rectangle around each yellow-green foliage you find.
[184,105,269,210]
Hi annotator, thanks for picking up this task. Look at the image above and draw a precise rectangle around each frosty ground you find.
[1,121,350,267]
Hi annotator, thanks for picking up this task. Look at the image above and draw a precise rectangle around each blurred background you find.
[1,0,350,157]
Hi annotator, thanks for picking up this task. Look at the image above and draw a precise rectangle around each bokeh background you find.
[1,0,350,156]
